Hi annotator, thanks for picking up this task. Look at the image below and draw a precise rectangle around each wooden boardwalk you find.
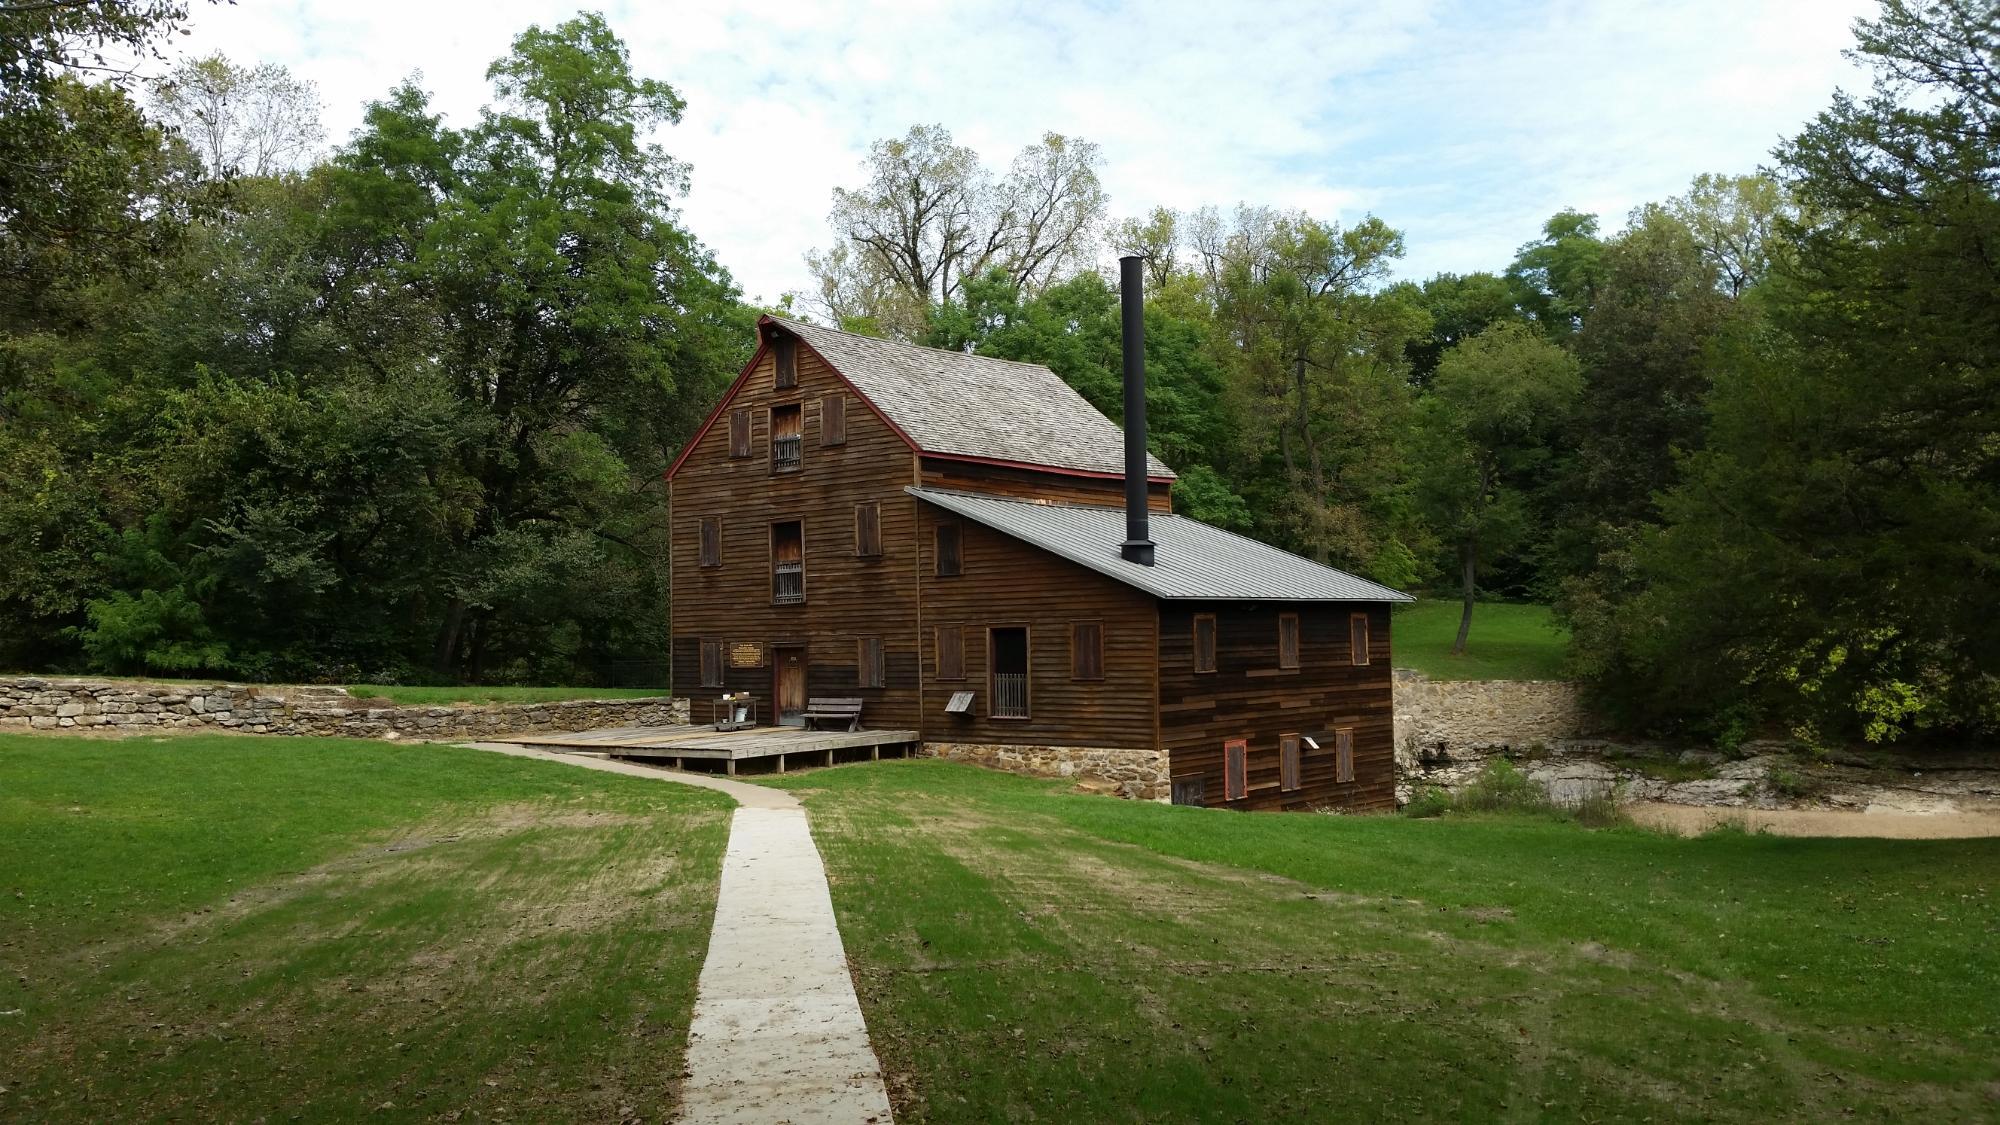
[495,724,920,775]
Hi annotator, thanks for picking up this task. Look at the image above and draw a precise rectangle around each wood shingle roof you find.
[767,315,1176,480]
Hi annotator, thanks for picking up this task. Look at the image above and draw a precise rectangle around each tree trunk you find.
[1452,539,1476,656]
[432,599,467,679]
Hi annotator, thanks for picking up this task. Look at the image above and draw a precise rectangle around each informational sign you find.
[728,642,765,669]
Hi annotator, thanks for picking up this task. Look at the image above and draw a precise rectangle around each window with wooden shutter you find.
[698,516,722,568]
[1223,738,1247,801]
[820,393,846,446]
[728,410,751,458]
[936,624,965,681]
[1278,612,1300,670]
[699,640,724,688]
[1070,622,1103,681]
[1280,733,1302,792]
[935,522,962,577]
[857,636,885,689]
[854,502,881,558]
[1335,727,1355,783]
[770,404,802,473]
[1193,613,1217,674]
[775,336,797,388]
[771,520,804,605]
[1350,612,1371,666]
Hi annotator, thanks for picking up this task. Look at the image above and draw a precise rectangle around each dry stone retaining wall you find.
[922,741,1170,801]
[1392,669,1594,768]
[0,677,687,740]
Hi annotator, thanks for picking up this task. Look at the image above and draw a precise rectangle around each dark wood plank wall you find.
[916,504,1157,749]
[670,345,923,729]
[1157,602,1395,813]
[918,459,1173,512]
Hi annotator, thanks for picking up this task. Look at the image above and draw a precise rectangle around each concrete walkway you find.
[461,743,894,1123]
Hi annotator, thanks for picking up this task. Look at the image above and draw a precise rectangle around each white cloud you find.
[165,0,1875,301]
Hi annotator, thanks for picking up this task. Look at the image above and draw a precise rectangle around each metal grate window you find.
[771,520,804,605]
[770,404,802,473]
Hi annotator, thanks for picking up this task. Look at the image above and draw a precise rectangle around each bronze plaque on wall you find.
[727,642,765,669]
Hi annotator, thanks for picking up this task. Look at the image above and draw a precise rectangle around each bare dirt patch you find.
[1628,801,2000,839]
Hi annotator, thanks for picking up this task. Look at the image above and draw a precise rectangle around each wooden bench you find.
[801,696,863,731]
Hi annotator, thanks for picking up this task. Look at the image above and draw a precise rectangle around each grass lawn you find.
[0,733,732,1123]
[765,761,2000,1123]
[1393,598,1570,680]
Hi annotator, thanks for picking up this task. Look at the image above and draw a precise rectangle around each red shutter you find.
[1223,739,1247,801]
[820,394,846,446]
[935,523,962,577]
[1071,622,1103,681]
[775,337,797,388]
[937,625,965,681]
[857,636,885,689]
[699,517,721,567]
[855,503,881,557]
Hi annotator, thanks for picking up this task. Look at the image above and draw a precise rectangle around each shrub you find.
[1402,787,1452,819]
[1452,760,1555,814]
[1767,765,1824,801]
[1402,761,1631,828]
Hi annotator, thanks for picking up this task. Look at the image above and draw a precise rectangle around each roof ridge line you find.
[767,313,1062,373]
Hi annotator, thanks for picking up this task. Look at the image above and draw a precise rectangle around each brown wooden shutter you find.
[1193,614,1217,673]
[1280,733,1301,792]
[728,410,750,458]
[1071,622,1103,681]
[698,516,722,568]
[857,636,885,689]
[935,522,962,577]
[1350,612,1371,666]
[854,502,881,557]
[820,393,846,446]
[699,640,724,688]
[1223,739,1247,801]
[936,625,964,681]
[1335,728,1355,783]
[1278,612,1300,670]
[775,337,797,388]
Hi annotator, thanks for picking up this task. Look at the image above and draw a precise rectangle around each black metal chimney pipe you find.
[1118,255,1155,566]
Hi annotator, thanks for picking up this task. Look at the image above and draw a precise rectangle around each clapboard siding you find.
[1158,603,1395,813]
[918,458,1173,512]
[917,505,1157,748]
[670,343,922,729]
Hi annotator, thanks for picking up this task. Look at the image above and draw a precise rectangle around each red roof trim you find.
[664,338,770,481]
[919,450,1175,486]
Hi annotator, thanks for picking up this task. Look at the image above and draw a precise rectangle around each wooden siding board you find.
[671,346,922,730]
[1157,602,1396,813]
[918,458,1173,512]
[917,506,1157,749]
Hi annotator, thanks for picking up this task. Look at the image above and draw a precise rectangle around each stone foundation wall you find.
[1392,669,1594,770]
[0,677,687,740]
[923,741,1170,801]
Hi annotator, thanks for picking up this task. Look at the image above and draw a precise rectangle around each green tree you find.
[1570,0,2000,743]
[1417,322,1581,654]
[1505,209,1604,338]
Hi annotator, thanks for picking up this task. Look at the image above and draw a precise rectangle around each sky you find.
[164,0,1877,305]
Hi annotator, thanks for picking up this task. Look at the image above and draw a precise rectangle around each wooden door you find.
[774,646,806,727]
